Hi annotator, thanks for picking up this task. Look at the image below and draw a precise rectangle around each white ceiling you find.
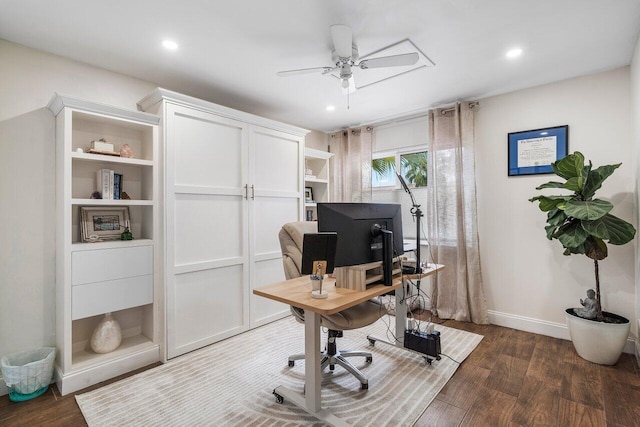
[1,0,640,132]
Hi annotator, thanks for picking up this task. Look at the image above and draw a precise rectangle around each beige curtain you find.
[329,127,372,202]
[426,102,488,324]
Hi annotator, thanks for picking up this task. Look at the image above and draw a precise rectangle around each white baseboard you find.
[488,310,636,355]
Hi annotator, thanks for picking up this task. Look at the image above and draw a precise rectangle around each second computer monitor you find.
[316,202,404,268]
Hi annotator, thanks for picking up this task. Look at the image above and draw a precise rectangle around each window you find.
[372,149,428,188]
[372,155,396,188]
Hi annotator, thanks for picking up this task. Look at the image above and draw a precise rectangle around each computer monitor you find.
[301,232,337,275]
[317,202,403,286]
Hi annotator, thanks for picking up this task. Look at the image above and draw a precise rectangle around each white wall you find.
[475,68,636,340]
[305,130,328,151]
[630,33,640,357]
[0,40,158,368]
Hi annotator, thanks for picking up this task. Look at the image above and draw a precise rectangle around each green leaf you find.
[563,176,583,192]
[552,151,584,180]
[547,208,567,227]
[582,163,621,200]
[557,221,589,248]
[529,195,570,212]
[582,213,636,245]
[564,199,613,220]
[564,241,589,256]
[536,181,566,190]
[585,237,608,260]
[545,224,557,240]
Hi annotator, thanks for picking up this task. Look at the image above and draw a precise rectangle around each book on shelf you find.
[114,173,122,200]
[96,169,111,200]
[96,169,123,200]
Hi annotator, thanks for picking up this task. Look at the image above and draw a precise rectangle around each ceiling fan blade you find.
[276,66,335,77]
[358,52,419,69]
[330,24,353,58]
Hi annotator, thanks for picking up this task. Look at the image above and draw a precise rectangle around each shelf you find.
[71,334,156,371]
[72,198,153,206]
[305,177,328,184]
[305,147,335,160]
[71,239,154,251]
[72,151,153,166]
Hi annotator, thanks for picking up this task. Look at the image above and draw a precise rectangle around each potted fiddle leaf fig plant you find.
[529,151,636,365]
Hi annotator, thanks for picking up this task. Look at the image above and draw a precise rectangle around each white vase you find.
[565,309,630,365]
[90,313,123,354]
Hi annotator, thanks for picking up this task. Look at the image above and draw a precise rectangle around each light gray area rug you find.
[76,316,482,426]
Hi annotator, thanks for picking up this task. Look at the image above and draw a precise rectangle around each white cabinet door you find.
[248,126,303,328]
[165,103,250,358]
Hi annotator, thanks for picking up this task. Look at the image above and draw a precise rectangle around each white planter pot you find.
[565,309,630,365]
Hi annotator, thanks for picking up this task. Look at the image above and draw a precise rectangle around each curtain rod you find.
[439,101,479,114]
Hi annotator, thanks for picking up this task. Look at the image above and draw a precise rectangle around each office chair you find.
[279,222,386,390]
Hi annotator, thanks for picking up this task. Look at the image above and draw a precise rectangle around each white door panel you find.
[171,265,246,356]
[252,258,289,327]
[173,111,244,188]
[252,129,301,193]
[166,103,249,359]
[253,197,300,256]
[174,194,244,266]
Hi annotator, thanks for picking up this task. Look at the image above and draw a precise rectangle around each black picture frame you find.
[508,125,568,176]
[304,187,314,202]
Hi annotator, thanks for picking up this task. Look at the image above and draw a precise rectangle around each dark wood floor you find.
[1,314,639,426]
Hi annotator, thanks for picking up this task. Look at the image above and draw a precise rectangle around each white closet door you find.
[165,104,250,358]
[248,126,303,328]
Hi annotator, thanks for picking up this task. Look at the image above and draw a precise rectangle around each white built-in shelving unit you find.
[48,94,162,395]
[304,147,334,221]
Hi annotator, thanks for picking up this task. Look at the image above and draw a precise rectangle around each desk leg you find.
[395,283,407,347]
[272,312,349,427]
[367,283,407,348]
[305,312,321,412]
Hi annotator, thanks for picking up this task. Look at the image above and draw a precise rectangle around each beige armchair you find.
[279,222,386,390]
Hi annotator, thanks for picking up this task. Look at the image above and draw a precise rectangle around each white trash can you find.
[1,347,55,402]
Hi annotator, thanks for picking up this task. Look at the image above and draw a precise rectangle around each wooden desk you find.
[254,276,402,427]
[253,263,444,426]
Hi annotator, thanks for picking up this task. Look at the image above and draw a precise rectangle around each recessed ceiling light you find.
[162,40,178,50]
[506,48,522,59]
[326,105,336,111]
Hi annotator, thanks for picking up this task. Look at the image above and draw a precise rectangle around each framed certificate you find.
[508,125,568,176]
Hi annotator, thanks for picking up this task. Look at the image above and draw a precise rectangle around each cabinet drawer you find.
[72,275,153,320]
[72,245,153,285]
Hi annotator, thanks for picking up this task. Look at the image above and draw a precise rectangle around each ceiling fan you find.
[277,24,419,93]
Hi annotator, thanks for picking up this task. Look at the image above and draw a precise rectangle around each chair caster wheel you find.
[366,356,373,363]
[330,364,335,371]
[368,338,375,347]
[288,360,295,367]
[273,390,284,404]
[424,357,432,365]
[361,383,368,390]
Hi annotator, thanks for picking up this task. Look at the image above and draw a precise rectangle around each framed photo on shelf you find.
[304,187,314,202]
[508,125,568,176]
[80,206,130,242]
